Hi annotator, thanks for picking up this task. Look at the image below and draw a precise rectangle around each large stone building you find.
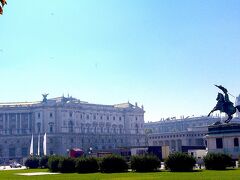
[0,95,146,163]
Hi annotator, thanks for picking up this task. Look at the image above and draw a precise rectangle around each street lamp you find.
[88,147,93,155]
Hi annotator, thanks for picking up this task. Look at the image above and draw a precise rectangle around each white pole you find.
[30,134,33,155]
[37,134,40,156]
[43,133,47,156]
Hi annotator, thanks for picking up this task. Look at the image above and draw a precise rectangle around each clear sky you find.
[1,0,240,122]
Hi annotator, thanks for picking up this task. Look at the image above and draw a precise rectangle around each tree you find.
[0,0,7,15]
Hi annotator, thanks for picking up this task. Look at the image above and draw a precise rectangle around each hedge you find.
[58,157,76,173]
[39,156,49,168]
[48,155,63,172]
[165,152,196,172]
[75,157,99,173]
[24,157,39,169]
[99,155,128,173]
[131,155,160,172]
[204,153,233,170]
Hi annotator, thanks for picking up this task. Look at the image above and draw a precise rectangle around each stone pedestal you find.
[206,123,240,159]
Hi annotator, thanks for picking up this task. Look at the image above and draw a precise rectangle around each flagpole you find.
[30,134,33,156]
[43,133,47,156]
[37,134,40,156]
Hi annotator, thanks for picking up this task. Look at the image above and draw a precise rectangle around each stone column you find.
[3,114,6,134]
[28,113,31,134]
[7,113,10,134]
[16,113,18,134]
[20,113,22,134]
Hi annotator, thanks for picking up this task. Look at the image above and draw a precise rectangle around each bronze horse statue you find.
[208,91,240,123]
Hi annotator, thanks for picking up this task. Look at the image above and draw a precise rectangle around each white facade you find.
[206,123,240,159]
[0,95,146,163]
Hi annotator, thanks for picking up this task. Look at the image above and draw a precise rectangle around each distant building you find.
[0,95,146,163]
[206,123,240,159]
[236,95,240,117]
[145,116,222,152]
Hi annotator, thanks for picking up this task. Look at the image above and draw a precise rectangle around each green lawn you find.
[1,168,240,180]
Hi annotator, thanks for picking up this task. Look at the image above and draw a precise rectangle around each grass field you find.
[1,168,240,180]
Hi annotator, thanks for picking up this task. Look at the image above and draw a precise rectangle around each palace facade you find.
[0,95,146,163]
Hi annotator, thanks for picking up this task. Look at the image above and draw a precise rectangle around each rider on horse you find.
[208,85,240,123]
[215,85,234,113]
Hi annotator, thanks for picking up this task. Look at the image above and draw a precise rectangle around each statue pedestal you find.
[206,123,240,159]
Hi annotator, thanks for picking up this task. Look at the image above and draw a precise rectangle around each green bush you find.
[48,155,63,172]
[39,156,49,168]
[131,155,160,172]
[24,157,39,169]
[239,156,240,168]
[165,152,196,172]
[204,153,233,170]
[58,157,76,173]
[75,157,99,173]
[99,155,128,173]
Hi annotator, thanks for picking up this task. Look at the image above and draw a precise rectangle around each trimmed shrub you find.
[165,152,196,172]
[239,156,240,168]
[39,156,49,168]
[99,155,128,173]
[58,157,76,173]
[24,157,39,169]
[75,157,99,173]
[131,155,160,172]
[204,153,233,170]
[48,155,63,172]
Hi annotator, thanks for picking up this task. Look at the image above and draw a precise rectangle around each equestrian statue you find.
[208,85,240,123]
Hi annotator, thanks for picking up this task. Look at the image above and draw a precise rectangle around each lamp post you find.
[88,147,93,156]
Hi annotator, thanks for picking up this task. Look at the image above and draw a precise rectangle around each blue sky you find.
[1,0,240,122]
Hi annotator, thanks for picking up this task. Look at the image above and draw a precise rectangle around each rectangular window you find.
[234,138,239,147]
[9,148,16,157]
[216,138,223,149]
[22,147,28,157]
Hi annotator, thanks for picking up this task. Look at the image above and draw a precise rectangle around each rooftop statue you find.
[42,93,49,103]
[208,85,240,123]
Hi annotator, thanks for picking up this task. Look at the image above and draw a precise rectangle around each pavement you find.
[0,165,27,170]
